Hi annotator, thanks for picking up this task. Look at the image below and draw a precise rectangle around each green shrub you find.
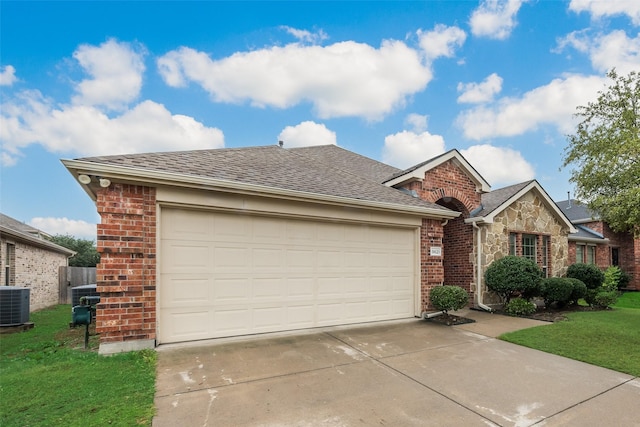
[566,263,605,289]
[603,266,622,292]
[485,256,543,303]
[618,270,632,289]
[594,291,619,308]
[504,297,537,316]
[430,285,469,313]
[540,277,573,308]
[566,278,587,305]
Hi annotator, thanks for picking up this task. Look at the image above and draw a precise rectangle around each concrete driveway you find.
[153,310,639,426]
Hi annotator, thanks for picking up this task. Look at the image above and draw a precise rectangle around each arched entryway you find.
[436,197,474,296]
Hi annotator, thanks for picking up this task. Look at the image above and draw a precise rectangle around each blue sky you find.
[1,1,639,240]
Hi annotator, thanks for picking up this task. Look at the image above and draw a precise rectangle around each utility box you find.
[71,305,91,326]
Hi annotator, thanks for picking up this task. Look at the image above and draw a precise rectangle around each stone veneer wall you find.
[479,192,569,304]
[0,237,68,311]
[95,184,157,351]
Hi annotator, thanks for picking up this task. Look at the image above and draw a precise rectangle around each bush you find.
[485,256,543,303]
[540,277,573,308]
[593,291,619,308]
[618,270,632,289]
[566,278,587,305]
[430,286,469,313]
[504,297,537,316]
[566,263,605,289]
[603,266,622,292]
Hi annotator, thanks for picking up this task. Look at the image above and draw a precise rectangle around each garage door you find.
[159,208,417,344]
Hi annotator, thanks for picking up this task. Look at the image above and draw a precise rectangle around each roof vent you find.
[278,140,284,148]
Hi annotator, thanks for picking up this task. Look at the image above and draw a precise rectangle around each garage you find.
[159,207,418,344]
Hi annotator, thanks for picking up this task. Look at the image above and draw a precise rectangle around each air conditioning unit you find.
[0,286,30,326]
[71,284,98,307]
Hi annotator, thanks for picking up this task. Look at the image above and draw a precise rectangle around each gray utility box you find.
[0,286,30,326]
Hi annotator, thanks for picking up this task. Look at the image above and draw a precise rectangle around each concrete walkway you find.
[153,311,639,426]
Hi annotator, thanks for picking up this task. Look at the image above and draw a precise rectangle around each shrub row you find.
[484,257,619,310]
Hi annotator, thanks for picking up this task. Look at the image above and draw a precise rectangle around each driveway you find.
[153,310,639,426]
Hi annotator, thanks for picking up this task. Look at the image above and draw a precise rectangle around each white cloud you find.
[569,0,640,25]
[0,65,17,86]
[557,30,640,74]
[405,113,428,133]
[457,73,503,104]
[281,26,329,45]
[470,0,527,40]
[72,39,146,111]
[28,217,97,241]
[1,92,224,164]
[457,74,606,140]
[278,121,336,148]
[1,40,225,165]
[157,38,432,120]
[461,144,535,186]
[418,24,467,61]
[382,130,446,169]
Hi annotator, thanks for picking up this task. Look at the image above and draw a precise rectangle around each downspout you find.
[472,221,493,312]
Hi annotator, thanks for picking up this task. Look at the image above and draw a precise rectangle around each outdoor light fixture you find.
[78,174,91,184]
[99,178,111,188]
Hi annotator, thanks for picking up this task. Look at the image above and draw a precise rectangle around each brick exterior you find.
[0,237,68,311]
[568,220,639,290]
[404,159,482,310]
[419,218,445,312]
[95,184,156,345]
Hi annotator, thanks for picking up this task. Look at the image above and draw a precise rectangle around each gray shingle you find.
[76,145,453,212]
[471,181,534,217]
[555,199,597,222]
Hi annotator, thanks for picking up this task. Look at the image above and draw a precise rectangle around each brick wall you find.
[0,236,68,311]
[95,184,156,346]
[420,218,445,311]
[405,159,482,310]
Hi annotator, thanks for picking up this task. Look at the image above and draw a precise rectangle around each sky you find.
[1,1,639,240]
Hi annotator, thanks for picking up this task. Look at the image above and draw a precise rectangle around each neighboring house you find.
[0,213,75,311]
[63,145,575,354]
[556,199,639,290]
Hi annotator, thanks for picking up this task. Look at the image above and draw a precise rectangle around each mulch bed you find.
[425,313,476,326]
[498,304,609,323]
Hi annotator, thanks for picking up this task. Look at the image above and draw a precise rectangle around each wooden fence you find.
[58,266,96,304]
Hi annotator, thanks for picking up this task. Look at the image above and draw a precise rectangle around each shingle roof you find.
[75,145,453,213]
[555,199,598,222]
[0,213,45,237]
[0,213,74,255]
[290,145,401,183]
[573,224,606,240]
[471,181,534,217]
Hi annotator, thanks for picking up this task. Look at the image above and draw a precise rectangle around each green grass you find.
[0,305,156,427]
[500,292,640,377]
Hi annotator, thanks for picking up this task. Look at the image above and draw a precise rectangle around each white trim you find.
[465,181,577,234]
[383,150,491,192]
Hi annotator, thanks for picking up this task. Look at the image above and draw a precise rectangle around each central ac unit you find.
[0,286,30,326]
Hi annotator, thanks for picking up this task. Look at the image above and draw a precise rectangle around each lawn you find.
[500,292,640,377]
[0,305,156,427]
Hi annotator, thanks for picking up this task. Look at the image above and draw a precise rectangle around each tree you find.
[563,69,640,236]
[49,234,100,267]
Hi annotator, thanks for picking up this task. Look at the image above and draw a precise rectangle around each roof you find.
[64,145,458,218]
[0,213,75,256]
[383,149,491,192]
[555,199,599,223]
[466,180,577,233]
[289,145,401,183]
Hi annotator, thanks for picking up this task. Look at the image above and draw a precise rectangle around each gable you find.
[383,149,491,193]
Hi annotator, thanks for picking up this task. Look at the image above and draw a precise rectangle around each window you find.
[611,248,619,266]
[576,243,596,264]
[508,232,551,276]
[522,234,536,262]
[509,233,516,256]
[5,243,15,286]
[541,236,549,278]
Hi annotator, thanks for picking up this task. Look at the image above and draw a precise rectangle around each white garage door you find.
[159,208,417,344]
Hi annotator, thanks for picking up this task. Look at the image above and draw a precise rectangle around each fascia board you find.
[62,159,461,220]
[569,235,610,244]
[384,150,491,192]
[0,225,76,256]
[465,181,577,234]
